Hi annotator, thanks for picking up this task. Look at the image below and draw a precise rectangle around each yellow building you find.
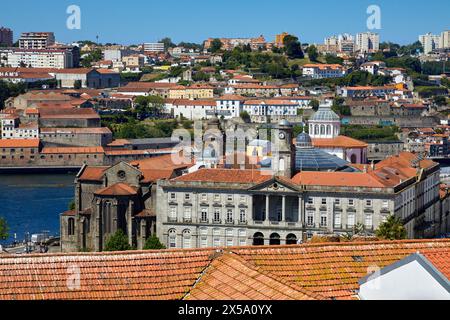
[275,32,290,47]
[169,84,214,99]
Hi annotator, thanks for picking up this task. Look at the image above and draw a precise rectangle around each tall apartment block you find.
[356,32,380,53]
[0,27,13,46]
[19,32,55,49]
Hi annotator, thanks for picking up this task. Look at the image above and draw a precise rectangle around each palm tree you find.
[376,215,407,240]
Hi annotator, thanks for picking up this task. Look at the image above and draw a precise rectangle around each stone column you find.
[282,196,286,222]
[298,196,303,226]
[128,200,134,246]
[265,195,270,222]
[95,199,102,252]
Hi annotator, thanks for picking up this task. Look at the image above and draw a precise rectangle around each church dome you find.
[296,133,313,148]
[278,119,291,127]
[310,103,340,122]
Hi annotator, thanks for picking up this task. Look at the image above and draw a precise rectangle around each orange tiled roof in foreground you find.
[422,249,450,280]
[0,239,449,300]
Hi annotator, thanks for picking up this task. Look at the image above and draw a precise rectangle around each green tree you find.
[283,35,304,59]
[0,217,8,241]
[434,96,448,106]
[209,39,223,53]
[375,216,407,240]
[104,230,132,252]
[143,235,166,250]
[73,80,82,90]
[325,54,343,65]
[309,99,320,111]
[306,45,319,62]
[240,111,251,123]
[160,37,176,50]
[68,200,76,211]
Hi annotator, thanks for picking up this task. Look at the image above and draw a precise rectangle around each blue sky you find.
[0,0,449,45]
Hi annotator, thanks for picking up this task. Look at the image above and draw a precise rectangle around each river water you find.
[0,174,76,244]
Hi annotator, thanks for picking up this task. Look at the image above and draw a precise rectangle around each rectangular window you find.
[226,238,233,247]
[170,193,176,200]
[320,214,327,227]
[184,193,190,201]
[169,207,177,220]
[240,195,246,203]
[307,197,314,205]
[227,195,233,202]
[200,237,208,248]
[226,209,233,223]
[334,199,340,205]
[382,200,389,209]
[307,212,314,226]
[365,214,373,228]
[321,198,327,205]
[348,199,355,206]
[214,209,221,223]
[201,208,208,222]
[239,209,246,223]
[348,213,355,227]
[201,193,207,201]
[239,238,246,247]
[366,200,373,207]
[184,207,192,221]
[335,213,342,228]
[214,194,220,202]
[213,238,220,247]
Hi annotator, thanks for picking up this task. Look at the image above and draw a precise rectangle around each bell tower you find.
[272,120,294,178]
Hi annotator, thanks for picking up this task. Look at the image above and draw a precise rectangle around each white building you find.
[359,252,450,300]
[356,32,380,53]
[1,115,39,139]
[19,32,55,49]
[440,30,450,49]
[144,43,165,53]
[419,33,441,55]
[1,48,74,69]
[302,64,345,79]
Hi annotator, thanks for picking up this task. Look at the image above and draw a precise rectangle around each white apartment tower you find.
[419,33,441,55]
[440,30,450,49]
[356,32,380,53]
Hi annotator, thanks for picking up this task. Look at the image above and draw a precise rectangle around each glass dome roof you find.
[310,104,340,122]
[295,133,350,172]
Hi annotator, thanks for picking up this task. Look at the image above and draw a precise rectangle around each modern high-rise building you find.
[19,32,55,49]
[440,30,450,49]
[143,42,165,53]
[419,33,441,54]
[356,32,380,53]
[0,27,13,47]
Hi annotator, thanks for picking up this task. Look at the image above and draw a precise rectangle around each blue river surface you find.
[0,174,76,244]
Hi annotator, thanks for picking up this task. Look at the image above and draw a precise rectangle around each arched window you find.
[350,154,358,164]
[326,125,332,136]
[269,233,281,246]
[168,229,177,248]
[286,234,297,245]
[314,125,319,135]
[182,229,191,249]
[320,125,325,135]
[253,232,264,246]
[68,218,75,236]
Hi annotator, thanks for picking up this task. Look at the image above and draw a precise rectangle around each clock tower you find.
[272,120,294,178]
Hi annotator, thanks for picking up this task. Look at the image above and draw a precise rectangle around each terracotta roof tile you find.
[0,139,40,148]
[94,183,138,196]
[422,249,450,280]
[312,136,368,148]
[173,169,272,184]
